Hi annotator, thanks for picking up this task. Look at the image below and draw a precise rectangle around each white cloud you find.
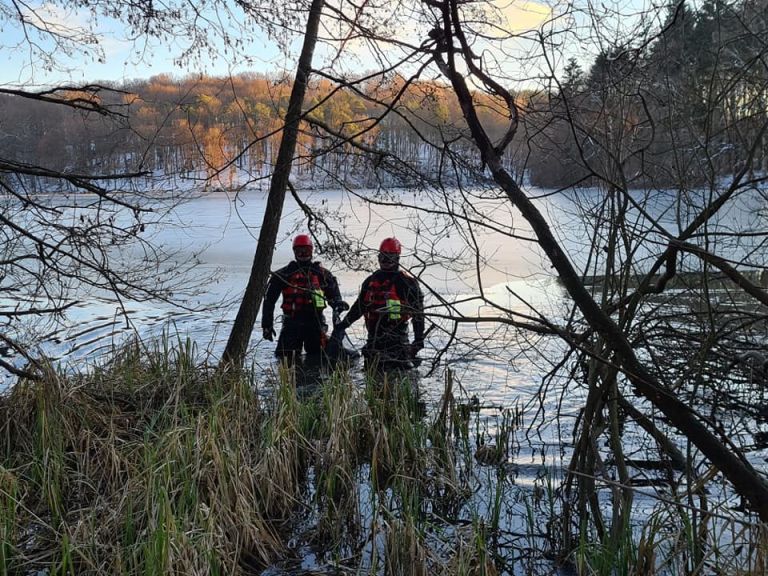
[494,0,552,32]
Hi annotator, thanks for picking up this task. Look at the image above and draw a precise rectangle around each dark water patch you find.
[577,270,768,291]
[625,475,672,488]
[67,332,125,355]
[611,458,677,472]
[753,430,768,449]
[64,320,122,342]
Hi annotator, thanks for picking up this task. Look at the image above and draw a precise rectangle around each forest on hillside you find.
[1,73,519,190]
[2,0,766,191]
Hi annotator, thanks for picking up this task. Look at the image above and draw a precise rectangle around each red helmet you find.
[293,234,313,249]
[379,237,402,255]
[293,234,313,262]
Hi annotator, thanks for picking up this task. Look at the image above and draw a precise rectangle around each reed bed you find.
[0,337,764,575]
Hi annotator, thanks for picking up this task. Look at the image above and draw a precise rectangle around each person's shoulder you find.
[362,270,380,284]
[370,269,391,280]
[397,270,421,291]
[273,261,297,276]
[311,261,334,274]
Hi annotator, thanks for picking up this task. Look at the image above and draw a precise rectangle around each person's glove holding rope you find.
[331,301,349,326]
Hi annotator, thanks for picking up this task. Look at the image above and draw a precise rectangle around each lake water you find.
[5,186,566,374]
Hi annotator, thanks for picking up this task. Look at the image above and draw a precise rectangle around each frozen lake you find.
[2,186,564,374]
[7,183,762,373]
[2,185,580,472]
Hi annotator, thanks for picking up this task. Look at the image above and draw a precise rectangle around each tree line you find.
[0,72,523,190]
[527,0,768,188]
[5,0,766,194]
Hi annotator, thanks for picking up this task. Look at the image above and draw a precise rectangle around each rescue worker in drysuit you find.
[261,234,348,363]
[332,237,425,371]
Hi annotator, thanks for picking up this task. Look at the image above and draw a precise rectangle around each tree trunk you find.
[220,0,325,368]
[434,0,768,519]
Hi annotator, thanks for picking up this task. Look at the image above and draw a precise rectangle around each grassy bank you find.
[0,337,764,574]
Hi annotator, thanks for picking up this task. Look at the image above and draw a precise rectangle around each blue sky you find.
[0,0,653,88]
[0,2,287,86]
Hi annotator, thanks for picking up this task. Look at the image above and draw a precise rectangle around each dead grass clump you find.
[0,337,289,574]
[447,521,499,576]
[383,516,430,576]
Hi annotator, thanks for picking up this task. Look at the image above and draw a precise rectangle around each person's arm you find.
[405,275,425,343]
[261,271,285,330]
[336,278,368,330]
[322,268,344,308]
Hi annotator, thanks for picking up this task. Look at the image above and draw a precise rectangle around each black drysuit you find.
[338,269,424,371]
[262,261,343,361]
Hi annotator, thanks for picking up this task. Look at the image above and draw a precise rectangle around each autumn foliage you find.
[0,73,524,189]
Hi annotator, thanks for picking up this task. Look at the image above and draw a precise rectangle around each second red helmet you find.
[379,237,402,255]
[293,234,313,249]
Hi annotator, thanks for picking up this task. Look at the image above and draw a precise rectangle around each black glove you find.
[262,326,276,341]
[334,314,350,330]
[333,301,350,312]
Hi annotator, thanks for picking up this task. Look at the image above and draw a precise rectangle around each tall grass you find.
[0,337,286,574]
[0,337,764,575]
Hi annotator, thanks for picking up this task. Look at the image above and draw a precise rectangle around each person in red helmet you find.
[333,237,424,371]
[261,234,348,363]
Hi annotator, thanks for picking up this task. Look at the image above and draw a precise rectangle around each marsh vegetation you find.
[0,336,765,575]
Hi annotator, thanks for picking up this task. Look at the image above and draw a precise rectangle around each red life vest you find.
[362,275,410,328]
[281,268,326,316]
